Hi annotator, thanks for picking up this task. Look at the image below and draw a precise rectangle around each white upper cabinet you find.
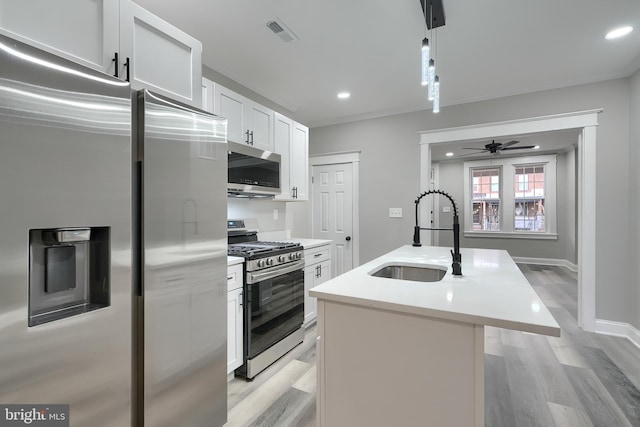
[0,0,119,74]
[275,113,308,200]
[0,0,203,107]
[119,0,202,107]
[201,77,215,113]
[290,122,309,200]
[274,113,293,200]
[214,84,274,151]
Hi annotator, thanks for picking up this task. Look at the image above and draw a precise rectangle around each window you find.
[471,168,500,231]
[463,155,557,239]
[514,166,545,232]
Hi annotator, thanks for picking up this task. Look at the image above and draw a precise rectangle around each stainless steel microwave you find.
[228,141,281,197]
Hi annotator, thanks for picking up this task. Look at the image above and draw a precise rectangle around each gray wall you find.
[310,78,636,327]
[435,150,576,264]
[630,68,640,330]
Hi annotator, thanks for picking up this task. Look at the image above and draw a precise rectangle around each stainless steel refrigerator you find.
[0,33,133,426]
[0,33,228,427]
[134,89,228,427]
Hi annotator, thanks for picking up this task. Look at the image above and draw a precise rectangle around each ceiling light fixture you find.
[533,145,540,149]
[428,59,436,100]
[605,26,633,40]
[337,92,350,99]
[421,37,429,86]
[445,152,454,157]
[418,0,445,113]
[433,75,440,113]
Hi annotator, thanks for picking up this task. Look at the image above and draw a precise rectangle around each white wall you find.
[310,78,636,328]
[435,150,576,264]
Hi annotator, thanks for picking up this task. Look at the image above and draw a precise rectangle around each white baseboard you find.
[595,319,640,350]
[512,256,578,272]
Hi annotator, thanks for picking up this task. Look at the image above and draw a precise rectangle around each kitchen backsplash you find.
[227,198,310,240]
[228,198,286,233]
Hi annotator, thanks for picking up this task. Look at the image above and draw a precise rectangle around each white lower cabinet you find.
[303,245,332,326]
[227,263,243,375]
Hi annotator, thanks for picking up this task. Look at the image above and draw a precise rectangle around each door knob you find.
[345,236,351,241]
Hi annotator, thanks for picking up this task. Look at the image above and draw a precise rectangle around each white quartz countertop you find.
[284,238,332,249]
[310,245,560,337]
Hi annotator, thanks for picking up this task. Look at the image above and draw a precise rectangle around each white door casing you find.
[418,109,600,332]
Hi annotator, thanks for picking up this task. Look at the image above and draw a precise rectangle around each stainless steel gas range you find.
[228,221,305,379]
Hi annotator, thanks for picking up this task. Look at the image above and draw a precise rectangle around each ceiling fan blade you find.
[457,151,486,158]
[501,145,536,150]
[462,147,488,150]
[500,140,520,148]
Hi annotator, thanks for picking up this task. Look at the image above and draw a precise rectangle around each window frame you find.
[463,154,557,240]
[469,166,502,232]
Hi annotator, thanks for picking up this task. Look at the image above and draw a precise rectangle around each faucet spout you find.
[412,189,463,276]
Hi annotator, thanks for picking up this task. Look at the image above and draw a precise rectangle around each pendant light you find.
[427,59,435,100]
[421,37,429,86]
[433,75,440,113]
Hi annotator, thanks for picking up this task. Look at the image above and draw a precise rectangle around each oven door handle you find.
[247,260,305,284]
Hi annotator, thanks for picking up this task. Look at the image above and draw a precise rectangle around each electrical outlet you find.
[389,208,403,218]
[442,206,451,213]
[273,208,279,220]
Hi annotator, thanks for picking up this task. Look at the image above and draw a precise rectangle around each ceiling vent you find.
[266,18,299,43]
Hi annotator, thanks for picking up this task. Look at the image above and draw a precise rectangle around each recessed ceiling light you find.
[337,92,350,99]
[605,26,633,40]
[533,145,540,149]
[445,152,454,157]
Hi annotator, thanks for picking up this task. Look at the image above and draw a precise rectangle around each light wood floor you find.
[226,264,640,427]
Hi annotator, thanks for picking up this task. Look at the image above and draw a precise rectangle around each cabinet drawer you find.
[227,264,243,292]
[304,245,330,266]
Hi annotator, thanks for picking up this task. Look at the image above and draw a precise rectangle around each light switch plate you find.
[389,208,403,218]
[273,209,279,220]
[443,206,451,213]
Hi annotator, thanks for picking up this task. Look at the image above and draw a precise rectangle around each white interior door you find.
[312,163,353,277]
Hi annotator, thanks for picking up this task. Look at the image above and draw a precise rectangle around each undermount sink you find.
[369,263,447,282]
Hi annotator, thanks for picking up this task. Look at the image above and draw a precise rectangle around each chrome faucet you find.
[412,189,462,276]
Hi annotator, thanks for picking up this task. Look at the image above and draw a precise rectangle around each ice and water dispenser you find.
[29,227,111,326]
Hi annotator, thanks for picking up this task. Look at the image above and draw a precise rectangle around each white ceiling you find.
[133,0,640,130]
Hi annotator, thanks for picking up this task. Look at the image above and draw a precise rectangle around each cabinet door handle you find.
[314,253,322,258]
[239,292,243,307]
[112,52,119,78]
[249,131,254,145]
[292,186,297,199]
[125,57,130,82]
[245,130,250,143]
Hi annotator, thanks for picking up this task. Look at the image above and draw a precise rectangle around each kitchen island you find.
[310,245,561,427]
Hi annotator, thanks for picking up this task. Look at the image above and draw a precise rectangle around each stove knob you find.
[289,253,296,260]
[266,258,274,266]
[278,255,286,263]
[257,259,266,268]
[296,252,302,260]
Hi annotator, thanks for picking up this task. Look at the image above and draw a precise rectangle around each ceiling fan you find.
[462,140,536,155]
